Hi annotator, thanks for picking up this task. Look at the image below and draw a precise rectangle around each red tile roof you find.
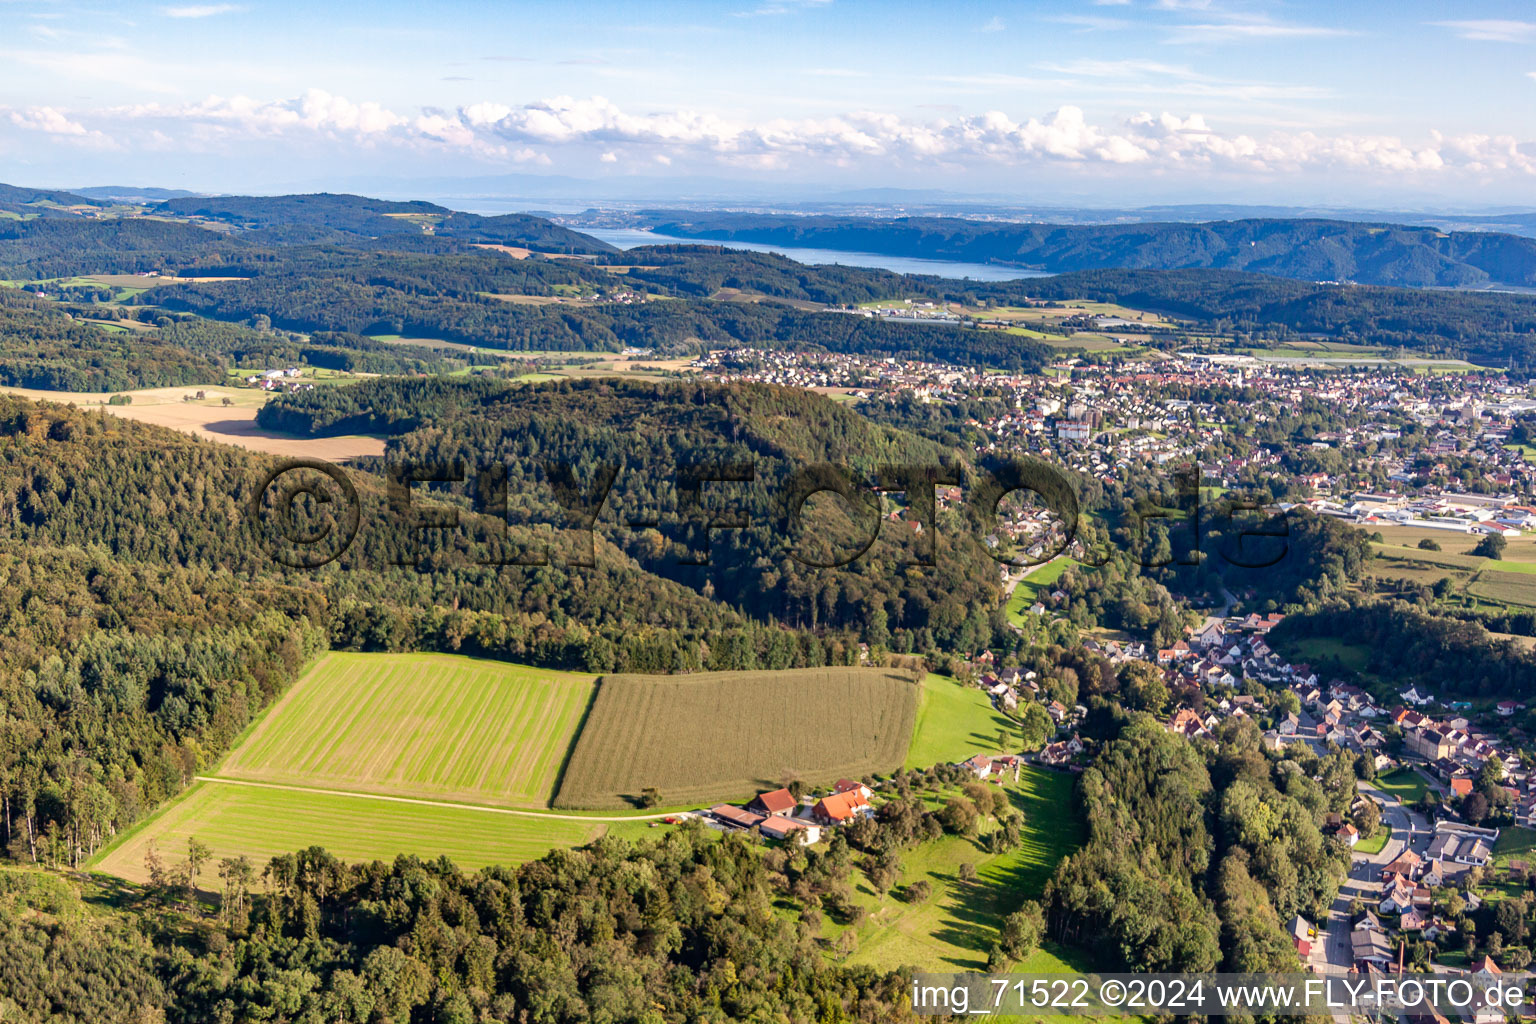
[813,790,870,822]
[750,788,798,816]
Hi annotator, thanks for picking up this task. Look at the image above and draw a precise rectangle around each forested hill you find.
[0,183,104,213]
[1027,268,1536,367]
[153,192,616,253]
[260,376,1006,653]
[636,211,1536,288]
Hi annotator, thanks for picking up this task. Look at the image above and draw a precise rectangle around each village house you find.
[832,778,873,801]
[811,789,872,827]
[1289,915,1314,957]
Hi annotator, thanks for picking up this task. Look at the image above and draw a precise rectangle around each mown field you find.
[1005,557,1079,625]
[92,780,602,887]
[554,667,921,809]
[1374,767,1431,804]
[905,673,1015,770]
[222,652,596,807]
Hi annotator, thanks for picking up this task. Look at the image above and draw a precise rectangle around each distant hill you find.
[1029,268,1536,368]
[70,185,203,202]
[155,192,616,254]
[0,183,105,213]
[635,212,1536,289]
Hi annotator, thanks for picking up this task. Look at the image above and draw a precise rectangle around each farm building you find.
[760,817,821,845]
[710,805,765,830]
[812,790,872,826]
[833,778,872,800]
[748,788,798,817]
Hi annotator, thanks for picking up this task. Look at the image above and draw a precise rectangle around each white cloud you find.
[736,0,831,16]
[10,106,89,135]
[7,106,114,148]
[159,4,241,17]
[1432,20,1536,43]
[1165,17,1351,44]
[981,16,1005,32]
[1051,14,1130,31]
[20,90,1534,182]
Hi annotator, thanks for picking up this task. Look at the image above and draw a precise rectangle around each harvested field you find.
[0,384,384,460]
[554,667,921,809]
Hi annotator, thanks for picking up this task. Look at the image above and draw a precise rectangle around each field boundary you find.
[190,776,678,821]
[548,676,603,805]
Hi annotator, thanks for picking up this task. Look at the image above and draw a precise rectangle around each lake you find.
[582,228,1045,282]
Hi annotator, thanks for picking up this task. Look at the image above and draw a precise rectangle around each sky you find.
[2,0,1535,208]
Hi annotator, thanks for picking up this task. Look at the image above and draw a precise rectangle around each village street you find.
[1313,784,1433,975]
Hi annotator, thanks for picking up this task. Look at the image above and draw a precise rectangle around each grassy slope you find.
[91,781,601,887]
[1005,558,1078,625]
[844,767,1083,970]
[905,673,1016,770]
[1493,826,1536,867]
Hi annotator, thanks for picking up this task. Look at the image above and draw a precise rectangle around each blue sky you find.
[2,0,1534,206]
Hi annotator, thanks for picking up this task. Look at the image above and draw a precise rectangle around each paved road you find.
[1312,783,1432,976]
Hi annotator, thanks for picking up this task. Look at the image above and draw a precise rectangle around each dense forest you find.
[1047,707,1351,975]
[637,211,1536,288]
[153,192,617,254]
[1270,598,1536,697]
[259,377,1008,654]
[0,829,922,1024]
[0,290,224,390]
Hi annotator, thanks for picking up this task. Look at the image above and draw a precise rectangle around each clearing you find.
[842,766,1084,970]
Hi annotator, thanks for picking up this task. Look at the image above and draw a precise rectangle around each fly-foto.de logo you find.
[249,457,1292,572]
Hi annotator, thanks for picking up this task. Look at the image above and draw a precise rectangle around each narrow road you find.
[1216,586,1238,619]
[194,776,687,822]
[1312,783,1431,976]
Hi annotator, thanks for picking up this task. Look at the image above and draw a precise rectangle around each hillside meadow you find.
[92,780,603,887]
[843,766,1084,971]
